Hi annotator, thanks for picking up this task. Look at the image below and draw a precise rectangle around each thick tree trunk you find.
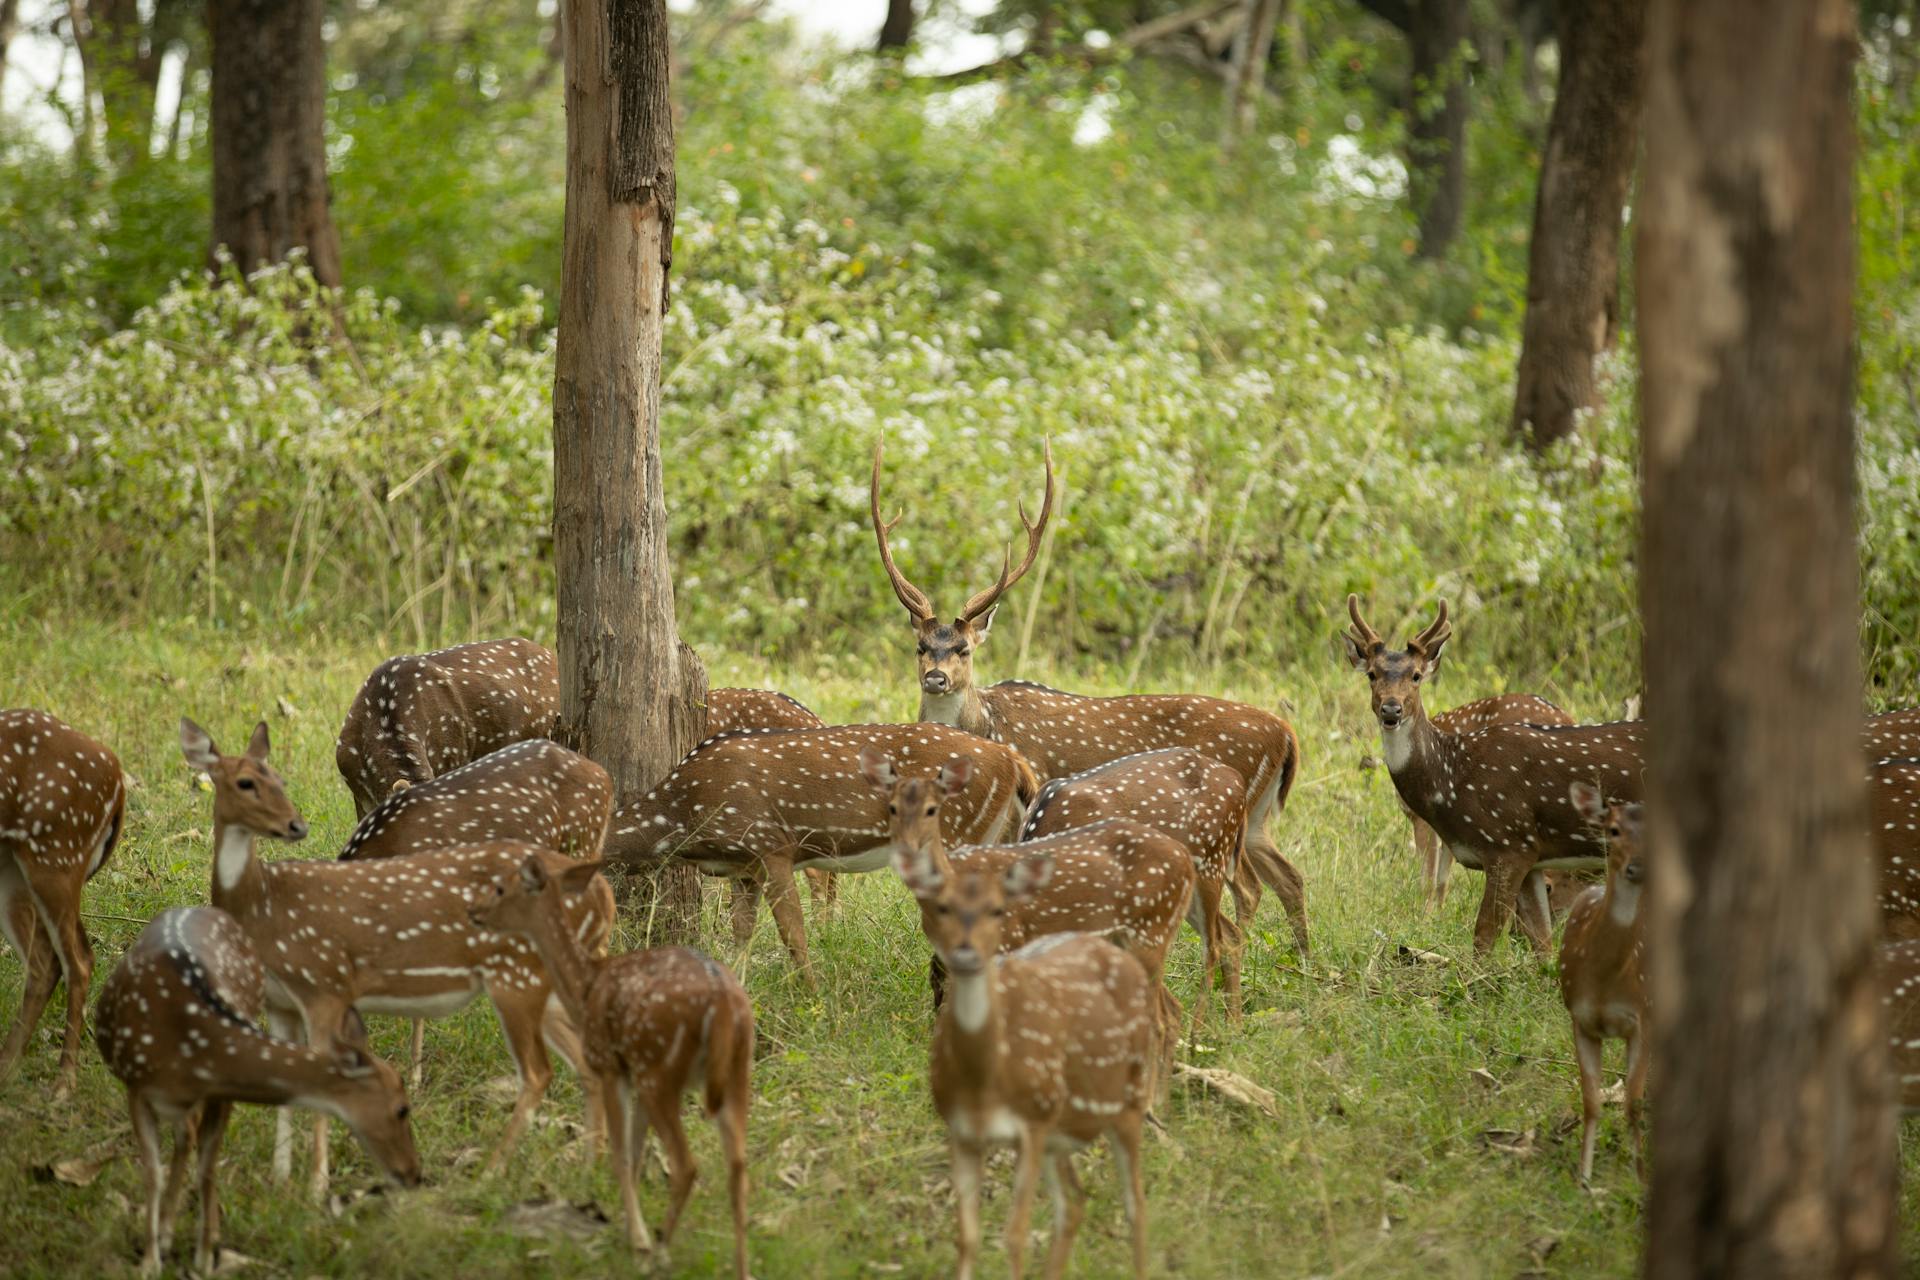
[1408,0,1469,258]
[877,0,914,52]
[554,0,708,945]
[1638,1,1894,1276]
[1509,0,1646,451]
[208,0,341,286]
[1223,0,1281,144]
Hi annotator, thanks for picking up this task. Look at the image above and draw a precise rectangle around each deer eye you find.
[916,643,930,655]
[1412,672,1422,683]
[991,908,1005,918]
[397,1104,411,1121]
[955,647,969,657]
[888,804,896,815]
[237,778,256,791]
[935,904,952,917]
[925,806,936,816]
[1367,672,1378,682]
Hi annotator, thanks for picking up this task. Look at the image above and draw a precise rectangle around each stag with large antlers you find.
[872,439,1310,958]
[1341,596,1644,955]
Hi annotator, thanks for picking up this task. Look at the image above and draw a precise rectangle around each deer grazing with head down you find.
[471,851,754,1277]
[0,708,125,1098]
[872,439,1310,959]
[1558,785,1649,1185]
[181,717,610,1196]
[95,905,422,1276]
[335,637,560,820]
[1342,596,1644,955]
[1017,748,1246,1023]
[604,723,1039,987]
[893,839,1156,1280]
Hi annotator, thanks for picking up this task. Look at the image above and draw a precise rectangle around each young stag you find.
[895,839,1155,1280]
[603,723,1039,986]
[471,852,753,1277]
[335,636,558,819]
[181,718,608,1195]
[872,439,1308,955]
[0,708,125,1097]
[1017,748,1247,1022]
[95,906,421,1276]
[337,736,616,1088]
[1558,785,1648,1185]
[1342,597,1643,954]
[1878,939,1920,1112]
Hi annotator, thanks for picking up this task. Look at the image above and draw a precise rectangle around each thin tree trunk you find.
[86,0,165,168]
[207,0,341,286]
[1510,0,1646,451]
[1223,0,1282,144]
[1408,0,1469,258]
[0,0,22,101]
[554,0,708,945]
[877,0,914,52]
[1638,1,1894,1275]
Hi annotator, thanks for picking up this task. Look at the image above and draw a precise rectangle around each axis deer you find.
[0,708,125,1097]
[471,852,753,1277]
[337,737,616,1088]
[1865,706,1920,759]
[1342,596,1644,954]
[861,749,1193,1079]
[871,439,1309,957]
[1409,695,1574,911]
[335,637,558,819]
[1872,758,1920,939]
[1878,939,1920,1112]
[1558,784,1649,1185]
[94,906,421,1276]
[603,723,1039,986]
[894,838,1154,1280]
[704,690,842,918]
[1017,748,1246,1023]
[181,717,608,1195]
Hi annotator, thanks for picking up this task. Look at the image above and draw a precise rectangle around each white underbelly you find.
[1533,853,1605,872]
[801,845,896,874]
[1447,844,1484,871]
[950,1105,1024,1145]
[356,985,483,1020]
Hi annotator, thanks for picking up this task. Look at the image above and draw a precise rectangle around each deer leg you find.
[1431,835,1453,911]
[1185,875,1225,1031]
[1110,1114,1149,1280]
[130,1094,168,1278]
[728,877,760,948]
[652,1087,698,1248]
[18,861,90,1098]
[1249,842,1311,961]
[1471,857,1524,956]
[407,1018,427,1091]
[155,1104,198,1259]
[1412,815,1444,911]
[1005,1124,1049,1280]
[1041,1152,1086,1280]
[483,984,556,1174]
[265,1008,299,1181]
[538,991,604,1156]
[193,1101,234,1275]
[952,1138,985,1280]
[298,998,351,1202]
[761,853,815,989]
[0,869,60,1085]
[1573,1025,1605,1186]
[605,1080,653,1255]
[718,1077,751,1280]
[804,867,837,917]
[1624,1022,1651,1181]
[1515,869,1554,956]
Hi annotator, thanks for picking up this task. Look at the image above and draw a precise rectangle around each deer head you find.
[870,438,1055,699]
[1571,783,1646,891]
[180,718,309,843]
[892,841,1053,979]
[468,852,605,934]
[858,747,972,865]
[1341,595,1451,732]
[320,1010,424,1187]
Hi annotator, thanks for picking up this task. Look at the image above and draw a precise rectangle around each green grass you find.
[1,615,1914,1277]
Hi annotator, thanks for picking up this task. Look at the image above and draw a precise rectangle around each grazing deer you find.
[471,852,753,1277]
[94,906,421,1276]
[1558,785,1649,1185]
[1342,597,1644,954]
[1872,758,1920,939]
[603,723,1039,987]
[181,718,608,1195]
[1407,695,1574,911]
[1018,748,1246,1023]
[862,749,1193,1076]
[0,708,125,1097]
[337,737,616,1088]
[894,838,1155,1280]
[1878,939,1920,1112]
[703,689,843,919]
[871,439,1309,957]
[335,637,558,820]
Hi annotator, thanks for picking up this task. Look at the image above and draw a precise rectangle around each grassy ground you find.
[1,615,1913,1277]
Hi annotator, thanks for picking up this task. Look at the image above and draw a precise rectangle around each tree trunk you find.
[1509,0,1646,451]
[85,0,166,168]
[1222,0,1282,144]
[1638,1,1894,1276]
[1408,0,1469,258]
[877,0,914,52]
[207,0,341,286]
[0,0,22,101]
[554,0,708,945]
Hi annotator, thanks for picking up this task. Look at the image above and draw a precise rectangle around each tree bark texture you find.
[554,0,708,945]
[1510,0,1646,451]
[1638,2,1893,1276]
[1408,0,1469,258]
[1223,0,1282,144]
[877,0,914,51]
[207,0,341,286]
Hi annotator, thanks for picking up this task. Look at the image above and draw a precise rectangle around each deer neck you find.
[921,686,992,739]
[1604,879,1644,934]
[1380,703,1451,793]
[513,910,604,1027]
[209,820,264,903]
[940,964,1005,1083]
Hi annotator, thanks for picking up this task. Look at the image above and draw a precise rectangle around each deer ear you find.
[1340,632,1369,670]
[338,1008,371,1047]
[891,844,944,899]
[969,606,996,641]
[1003,853,1052,902]
[556,859,604,894]
[1569,782,1605,823]
[936,757,973,796]
[246,721,272,762]
[329,1038,375,1079]
[180,718,220,771]
[858,746,897,793]
[518,856,551,893]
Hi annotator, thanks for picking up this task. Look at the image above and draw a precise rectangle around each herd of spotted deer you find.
[4,443,1920,1278]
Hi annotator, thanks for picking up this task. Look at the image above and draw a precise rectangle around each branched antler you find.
[871,440,937,625]
[958,440,1056,624]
